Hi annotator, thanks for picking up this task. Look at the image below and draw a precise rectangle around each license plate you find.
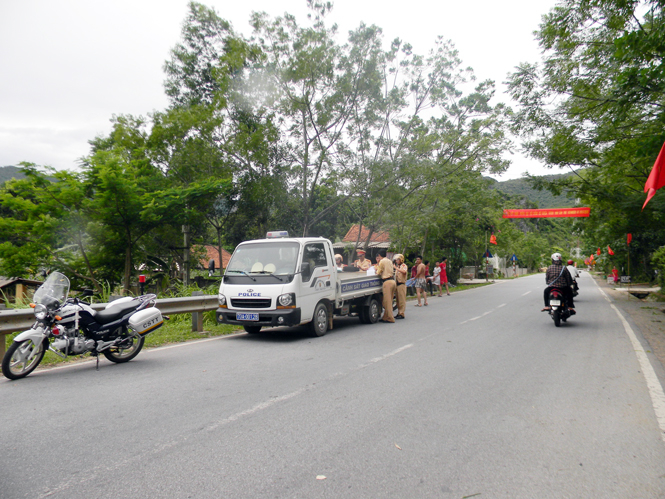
[237,313,259,321]
[550,299,561,306]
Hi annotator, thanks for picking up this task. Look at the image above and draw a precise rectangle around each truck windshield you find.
[226,242,300,276]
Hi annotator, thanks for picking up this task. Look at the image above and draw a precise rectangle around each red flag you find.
[608,245,614,255]
[643,141,665,209]
[489,234,497,245]
[597,248,601,255]
[627,233,632,245]
[590,254,595,261]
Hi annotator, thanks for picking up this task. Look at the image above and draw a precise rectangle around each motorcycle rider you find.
[566,259,579,293]
[541,252,575,313]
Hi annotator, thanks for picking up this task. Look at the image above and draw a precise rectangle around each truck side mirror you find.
[300,261,311,281]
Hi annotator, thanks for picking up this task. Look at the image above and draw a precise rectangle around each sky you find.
[0,0,559,180]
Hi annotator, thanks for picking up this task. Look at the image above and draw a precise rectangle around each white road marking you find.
[595,282,665,443]
[497,303,506,308]
[469,316,482,321]
[522,291,532,296]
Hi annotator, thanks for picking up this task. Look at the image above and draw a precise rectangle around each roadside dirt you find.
[593,274,665,371]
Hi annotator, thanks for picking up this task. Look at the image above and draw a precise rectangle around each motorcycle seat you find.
[94,302,140,325]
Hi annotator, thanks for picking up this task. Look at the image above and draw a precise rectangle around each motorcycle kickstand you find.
[96,353,99,371]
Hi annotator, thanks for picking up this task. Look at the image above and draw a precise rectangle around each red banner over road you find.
[502,207,590,219]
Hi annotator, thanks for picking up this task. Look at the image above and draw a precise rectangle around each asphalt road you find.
[2,273,665,498]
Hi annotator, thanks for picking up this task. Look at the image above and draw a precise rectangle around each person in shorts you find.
[413,256,428,306]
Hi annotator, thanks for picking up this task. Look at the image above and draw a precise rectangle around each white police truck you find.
[216,231,386,336]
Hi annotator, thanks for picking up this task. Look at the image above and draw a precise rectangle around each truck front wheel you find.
[309,302,329,337]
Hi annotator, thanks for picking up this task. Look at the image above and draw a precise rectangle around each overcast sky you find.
[0,0,558,180]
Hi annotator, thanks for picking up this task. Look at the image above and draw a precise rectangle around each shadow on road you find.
[228,315,373,343]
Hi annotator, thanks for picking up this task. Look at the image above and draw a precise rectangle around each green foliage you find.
[507,0,665,282]
[651,246,665,288]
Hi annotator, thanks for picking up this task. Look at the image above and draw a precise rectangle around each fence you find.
[0,294,219,359]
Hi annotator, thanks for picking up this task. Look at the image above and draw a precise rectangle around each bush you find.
[652,246,665,288]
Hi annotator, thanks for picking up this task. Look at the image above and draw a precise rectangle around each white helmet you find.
[551,252,562,262]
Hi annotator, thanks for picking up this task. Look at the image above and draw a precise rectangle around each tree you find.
[507,0,665,279]
[250,4,387,235]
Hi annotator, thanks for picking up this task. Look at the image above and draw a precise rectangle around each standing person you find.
[612,266,619,284]
[413,256,429,307]
[375,250,396,323]
[393,254,408,319]
[424,260,433,295]
[208,258,215,277]
[353,250,371,271]
[432,261,441,296]
[438,257,450,296]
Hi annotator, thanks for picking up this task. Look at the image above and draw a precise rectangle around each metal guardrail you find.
[0,295,220,358]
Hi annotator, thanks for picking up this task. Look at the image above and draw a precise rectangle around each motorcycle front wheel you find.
[2,339,47,380]
[102,334,144,363]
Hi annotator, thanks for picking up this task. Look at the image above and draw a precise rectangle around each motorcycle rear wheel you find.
[553,309,561,327]
[103,334,144,363]
[2,339,46,380]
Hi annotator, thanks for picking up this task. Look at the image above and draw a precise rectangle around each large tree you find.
[508,0,665,278]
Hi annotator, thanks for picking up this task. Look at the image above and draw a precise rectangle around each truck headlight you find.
[219,294,227,308]
[277,293,295,308]
[34,303,48,320]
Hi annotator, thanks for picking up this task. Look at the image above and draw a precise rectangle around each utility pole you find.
[485,229,489,282]
[183,224,190,286]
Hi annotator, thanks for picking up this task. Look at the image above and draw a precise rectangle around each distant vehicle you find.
[216,232,386,336]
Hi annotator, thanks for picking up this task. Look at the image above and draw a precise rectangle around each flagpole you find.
[627,245,631,290]
[485,229,489,282]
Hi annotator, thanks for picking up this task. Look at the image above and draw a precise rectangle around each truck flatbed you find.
[337,271,382,301]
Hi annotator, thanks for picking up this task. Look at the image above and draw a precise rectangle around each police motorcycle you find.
[2,272,165,380]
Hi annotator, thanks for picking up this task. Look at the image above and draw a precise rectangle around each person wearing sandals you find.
[413,256,429,306]
[394,254,408,319]
[438,257,451,296]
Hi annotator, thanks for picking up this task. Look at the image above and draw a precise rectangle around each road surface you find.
[1,272,664,498]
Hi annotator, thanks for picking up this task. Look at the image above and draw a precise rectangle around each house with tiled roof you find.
[332,225,392,264]
[197,245,232,271]
[335,225,391,249]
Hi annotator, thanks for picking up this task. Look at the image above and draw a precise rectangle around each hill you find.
[490,172,577,208]
[0,166,25,185]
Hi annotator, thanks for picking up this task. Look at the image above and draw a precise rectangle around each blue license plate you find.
[237,313,259,321]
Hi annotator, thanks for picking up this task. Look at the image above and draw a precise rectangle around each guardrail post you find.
[191,291,204,332]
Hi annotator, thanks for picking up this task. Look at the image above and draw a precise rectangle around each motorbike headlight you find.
[277,293,295,308]
[219,294,227,308]
[34,303,48,320]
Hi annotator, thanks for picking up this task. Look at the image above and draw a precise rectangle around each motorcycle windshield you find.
[33,272,70,306]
